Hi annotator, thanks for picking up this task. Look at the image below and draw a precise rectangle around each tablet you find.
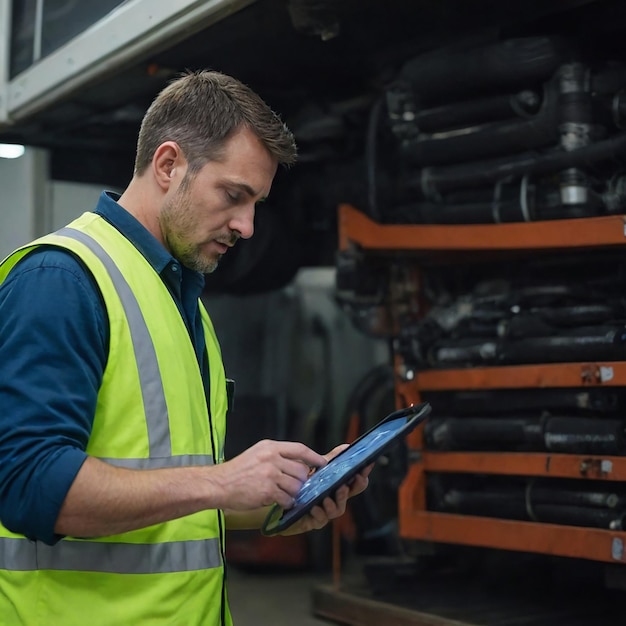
[261,402,431,535]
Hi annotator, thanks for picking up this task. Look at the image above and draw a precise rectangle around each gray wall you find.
[48,180,105,231]
[0,148,108,259]
[0,148,47,259]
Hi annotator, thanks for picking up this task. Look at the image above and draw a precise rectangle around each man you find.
[0,70,371,625]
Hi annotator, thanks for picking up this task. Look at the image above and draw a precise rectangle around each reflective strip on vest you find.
[56,227,171,457]
[0,537,222,573]
[101,454,213,469]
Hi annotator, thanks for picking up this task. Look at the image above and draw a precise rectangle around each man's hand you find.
[206,440,327,511]
[278,444,374,536]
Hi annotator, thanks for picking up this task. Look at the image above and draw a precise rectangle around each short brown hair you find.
[134,70,297,175]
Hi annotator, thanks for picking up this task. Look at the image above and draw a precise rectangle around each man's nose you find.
[230,204,255,240]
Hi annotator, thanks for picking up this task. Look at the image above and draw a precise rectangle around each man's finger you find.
[324,443,349,462]
[277,441,327,469]
[280,458,313,483]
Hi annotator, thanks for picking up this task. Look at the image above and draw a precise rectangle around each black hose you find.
[424,416,625,455]
[544,416,625,455]
[502,325,626,364]
[401,97,559,167]
[415,131,626,197]
[400,37,566,104]
[428,325,626,366]
[433,486,626,529]
[425,417,543,451]
[421,388,623,416]
[413,90,542,133]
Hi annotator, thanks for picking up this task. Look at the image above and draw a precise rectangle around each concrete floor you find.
[227,566,336,625]
[226,549,626,626]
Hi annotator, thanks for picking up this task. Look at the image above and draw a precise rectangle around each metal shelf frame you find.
[412,362,626,390]
[339,203,626,253]
[400,510,626,564]
[340,204,626,563]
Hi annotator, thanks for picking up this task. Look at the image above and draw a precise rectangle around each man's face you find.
[159,127,278,273]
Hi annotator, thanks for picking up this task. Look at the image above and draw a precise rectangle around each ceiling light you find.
[0,144,25,159]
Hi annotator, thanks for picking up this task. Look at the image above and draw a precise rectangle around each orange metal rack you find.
[339,203,626,566]
[338,203,626,253]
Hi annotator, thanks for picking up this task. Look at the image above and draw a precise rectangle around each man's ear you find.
[152,141,186,191]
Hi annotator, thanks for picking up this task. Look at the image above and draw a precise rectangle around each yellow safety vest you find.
[0,212,233,626]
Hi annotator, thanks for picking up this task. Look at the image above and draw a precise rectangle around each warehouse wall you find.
[0,148,109,259]
[48,180,107,231]
[0,148,47,259]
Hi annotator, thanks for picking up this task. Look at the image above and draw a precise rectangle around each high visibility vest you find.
[0,212,233,626]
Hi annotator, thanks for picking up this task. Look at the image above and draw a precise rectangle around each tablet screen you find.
[294,415,406,510]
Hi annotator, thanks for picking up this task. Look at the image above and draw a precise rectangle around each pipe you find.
[401,114,559,167]
[400,91,559,167]
[399,37,566,104]
[424,416,625,455]
[428,325,626,366]
[412,90,542,133]
[413,131,626,197]
[431,484,626,529]
[420,388,623,416]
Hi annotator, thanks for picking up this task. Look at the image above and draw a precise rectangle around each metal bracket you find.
[580,363,614,384]
[580,458,613,478]
[612,537,624,561]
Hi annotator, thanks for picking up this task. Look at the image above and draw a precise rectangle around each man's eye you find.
[226,191,240,203]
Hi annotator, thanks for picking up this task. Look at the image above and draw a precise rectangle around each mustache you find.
[224,231,240,246]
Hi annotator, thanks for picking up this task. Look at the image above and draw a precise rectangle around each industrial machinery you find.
[5,0,626,622]
[326,21,626,624]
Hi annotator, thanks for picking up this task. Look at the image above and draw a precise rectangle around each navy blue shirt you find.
[0,191,207,544]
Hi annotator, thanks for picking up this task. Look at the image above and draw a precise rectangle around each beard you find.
[173,240,221,274]
[160,182,227,274]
